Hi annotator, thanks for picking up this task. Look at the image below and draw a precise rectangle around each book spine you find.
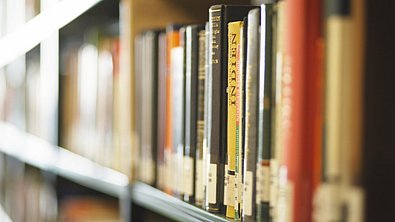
[165,27,180,194]
[202,21,210,210]
[316,0,351,221]
[195,28,206,207]
[257,4,274,222]
[283,0,323,220]
[171,27,185,197]
[242,8,260,222]
[235,19,247,221]
[134,34,143,183]
[271,2,286,221]
[157,32,167,190]
[183,25,201,203]
[226,20,242,219]
[206,5,225,213]
[150,32,159,188]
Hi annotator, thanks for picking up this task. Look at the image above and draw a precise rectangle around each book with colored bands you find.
[226,20,243,219]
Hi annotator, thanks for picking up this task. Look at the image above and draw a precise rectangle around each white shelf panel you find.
[0,0,103,68]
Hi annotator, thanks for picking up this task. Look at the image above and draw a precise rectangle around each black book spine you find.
[150,31,159,188]
[207,5,225,213]
[183,25,203,203]
[242,8,260,222]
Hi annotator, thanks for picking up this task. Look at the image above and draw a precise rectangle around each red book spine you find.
[283,0,323,221]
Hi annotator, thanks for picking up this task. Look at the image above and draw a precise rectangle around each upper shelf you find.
[0,0,103,68]
[131,182,229,222]
[0,122,129,198]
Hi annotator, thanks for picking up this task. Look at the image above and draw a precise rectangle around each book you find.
[135,30,160,186]
[226,20,243,219]
[195,28,206,207]
[256,3,275,222]
[203,21,210,210]
[315,0,365,221]
[206,4,256,214]
[171,26,186,197]
[156,32,167,190]
[183,24,204,203]
[280,0,324,220]
[271,2,285,221]
[242,8,260,222]
[164,25,181,194]
[235,17,247,220]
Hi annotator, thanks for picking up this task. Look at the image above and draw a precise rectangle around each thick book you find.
[242,8,260,222]
[139,31,160,186]
[280,0,324,220]
[206,4,256,214]
[256,3,275,222]
[226,20,243,219]
[315,0,364,221]
[183,24,204,203]
[195,28,206,207]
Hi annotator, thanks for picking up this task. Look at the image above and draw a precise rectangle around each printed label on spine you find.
[195,159,204,201]
[183,156,194,196]
[243,171,253,216]
[208,163,217,204]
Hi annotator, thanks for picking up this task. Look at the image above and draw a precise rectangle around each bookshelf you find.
[0,0,249,221]
[3,0,391,221]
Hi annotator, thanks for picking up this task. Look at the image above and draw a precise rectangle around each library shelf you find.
[131,182,229,222]
[0,122,129,198]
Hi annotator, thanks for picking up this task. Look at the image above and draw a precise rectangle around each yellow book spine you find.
[226,20,243,219]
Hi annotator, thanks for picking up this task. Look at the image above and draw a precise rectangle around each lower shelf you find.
[131,182,228,222]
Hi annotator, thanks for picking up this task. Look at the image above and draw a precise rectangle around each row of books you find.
[134,0,364,221]
[59,24,125,171]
